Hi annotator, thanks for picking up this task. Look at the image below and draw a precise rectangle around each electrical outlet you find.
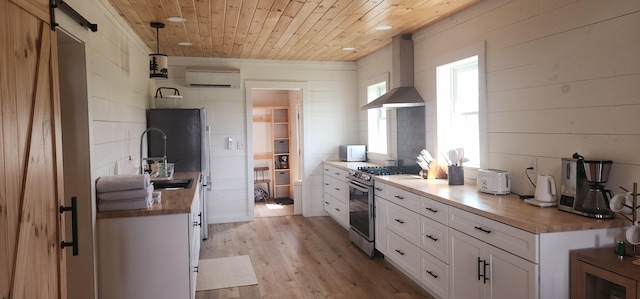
[528,158,537,172]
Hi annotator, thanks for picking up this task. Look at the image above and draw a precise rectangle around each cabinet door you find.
[486,245,538,299]
[572,259,637,299]
[375,197,388,255]
[450,229,485,299]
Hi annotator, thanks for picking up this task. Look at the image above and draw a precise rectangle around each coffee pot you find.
[577,160,615,217]
[558,154,616,219]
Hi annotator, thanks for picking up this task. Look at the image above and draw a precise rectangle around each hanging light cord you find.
[155,25,160,53]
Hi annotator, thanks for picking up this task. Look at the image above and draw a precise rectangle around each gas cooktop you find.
[357,165,422,176]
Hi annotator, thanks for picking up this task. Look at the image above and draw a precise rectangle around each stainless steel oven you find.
[348,165,422,258]
[348,173,375,258]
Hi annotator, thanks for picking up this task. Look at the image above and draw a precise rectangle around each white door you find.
[449,229,486,299]
[486,245,538,299]
[374,197,388,255]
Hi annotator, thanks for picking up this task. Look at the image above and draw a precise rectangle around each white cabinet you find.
[449,228,537,299]
[323,164,348,228]
[97,184,202,299]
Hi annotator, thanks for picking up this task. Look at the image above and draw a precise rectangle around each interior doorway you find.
[251,89,302,218]
[57,30,94,299]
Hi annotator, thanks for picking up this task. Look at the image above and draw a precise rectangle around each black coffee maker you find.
[558,153,615,219]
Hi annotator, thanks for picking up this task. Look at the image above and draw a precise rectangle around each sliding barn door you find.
[0,0,67,298]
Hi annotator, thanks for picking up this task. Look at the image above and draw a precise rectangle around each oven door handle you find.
[349,181,370,192]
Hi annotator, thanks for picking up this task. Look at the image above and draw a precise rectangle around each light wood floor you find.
[254,200,294,217]
[196,215,434,299]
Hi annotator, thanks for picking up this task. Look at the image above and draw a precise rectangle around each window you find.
[367,81,387,154]
[437,55,480,167]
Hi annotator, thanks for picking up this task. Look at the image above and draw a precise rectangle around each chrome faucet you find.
[140,127,167,175]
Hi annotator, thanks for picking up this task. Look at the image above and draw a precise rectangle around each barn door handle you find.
[60,197,78,256]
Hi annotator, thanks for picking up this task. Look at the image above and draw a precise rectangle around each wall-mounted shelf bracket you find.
[50,0,98,32]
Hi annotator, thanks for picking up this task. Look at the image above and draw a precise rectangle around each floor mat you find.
[275,198,294,205]
[196,255,258,291]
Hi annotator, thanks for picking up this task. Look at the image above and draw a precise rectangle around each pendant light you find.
[149,22,168,79]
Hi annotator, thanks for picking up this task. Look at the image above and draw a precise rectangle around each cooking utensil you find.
[448,149,459,166]
[456,148,464,166]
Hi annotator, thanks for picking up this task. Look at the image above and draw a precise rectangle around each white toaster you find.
[477,169,511,195]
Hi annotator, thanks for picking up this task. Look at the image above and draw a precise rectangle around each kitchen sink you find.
[152,178,193,190]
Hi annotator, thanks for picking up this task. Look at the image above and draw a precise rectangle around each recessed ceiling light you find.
[167,16,186,23]
[342,47,356,51]
[178,42,192,46]
[375,25,393,31]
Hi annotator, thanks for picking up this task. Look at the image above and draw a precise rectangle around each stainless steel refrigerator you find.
[147,108,211,240]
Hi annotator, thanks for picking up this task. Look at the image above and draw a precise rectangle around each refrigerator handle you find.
[206,125,212,191]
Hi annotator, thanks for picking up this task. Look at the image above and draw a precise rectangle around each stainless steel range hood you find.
[362,34,424,110]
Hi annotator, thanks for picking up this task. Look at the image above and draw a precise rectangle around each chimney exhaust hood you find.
[362,34,424,110]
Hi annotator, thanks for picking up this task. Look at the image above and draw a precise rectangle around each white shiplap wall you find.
[163,57,358,223]
[401,0,639,195]
[59,0,154,178]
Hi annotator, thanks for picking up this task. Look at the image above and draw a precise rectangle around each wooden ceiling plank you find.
[109,0,482,61]
[314,0,443,60]
[195,0,211,38]
[210,0,226,57]
[286,0,359,60]
[256,0,305,59]
[291,0,376,60]
[222,0,242,57]
[248,0,289,59]
[231,0,259,59]
[275,0,345,60]
[160,0,182,18]
[239,0,271,58]
[266,0,336,60]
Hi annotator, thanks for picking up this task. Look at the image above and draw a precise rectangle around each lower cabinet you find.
[97,187,201,299]
[449,228,537,299]
[323,164,349,228]
[571,247,640,299]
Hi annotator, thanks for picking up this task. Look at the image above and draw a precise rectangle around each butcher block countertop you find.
[96,172,200,219]
[324,161,627,234]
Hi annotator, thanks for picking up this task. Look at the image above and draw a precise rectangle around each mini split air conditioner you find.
[185,68,240,88]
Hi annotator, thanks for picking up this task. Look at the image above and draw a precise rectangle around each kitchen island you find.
[96,172,202,299]
[324,161,627,299]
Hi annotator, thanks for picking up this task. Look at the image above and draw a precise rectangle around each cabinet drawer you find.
[329,195,348,228]
[323,164,346,180]
[386,184,420,212]
[373,181,387,198]
[421,216,449,263]
[449,207,538,262]
[420,196,449,225]
[331,178,347,203]
[386,230,421,280]
[385,201,420,245]
[323,174,332,194]
[323,193,333,212]
[421,250,449,299]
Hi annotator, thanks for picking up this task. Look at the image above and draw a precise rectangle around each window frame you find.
[364,72,391,157]
[433,42,487,170]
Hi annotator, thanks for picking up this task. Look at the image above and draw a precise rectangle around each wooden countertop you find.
[96,172,201,219]
[324,161,627,234]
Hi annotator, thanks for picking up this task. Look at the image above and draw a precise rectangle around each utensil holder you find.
[448,166,464,185]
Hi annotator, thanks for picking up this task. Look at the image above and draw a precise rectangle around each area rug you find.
[196,255,258,291]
